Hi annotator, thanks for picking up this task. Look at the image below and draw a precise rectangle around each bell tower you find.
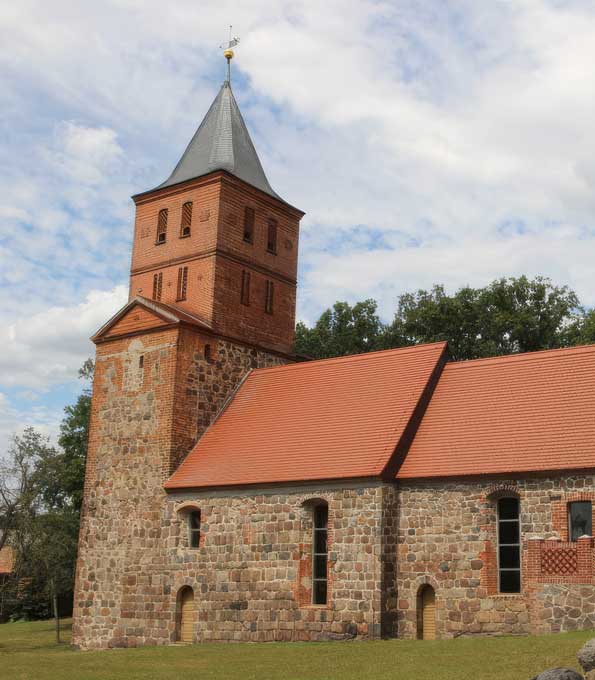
[73,53,304,649]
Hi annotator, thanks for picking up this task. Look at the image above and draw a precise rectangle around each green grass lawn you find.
[0,618,591,680]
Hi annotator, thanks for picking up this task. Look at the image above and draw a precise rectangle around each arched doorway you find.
[417,585,436,640]
[177,587,195,643]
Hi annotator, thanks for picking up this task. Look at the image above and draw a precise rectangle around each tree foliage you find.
[295,299,389,359]
[296,276,588,361]
[0,361,93,623]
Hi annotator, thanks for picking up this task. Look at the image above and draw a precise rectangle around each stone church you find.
[73,64,595,649]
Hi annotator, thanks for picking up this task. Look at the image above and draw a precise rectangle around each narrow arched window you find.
[241,270,251,306]
[180,202,192,237]
[156,208,168,244]
[188,510,201,548]
[266,219,277,254]
[243,207,254,243]
[152,272,163,301]
[265,281,274,314]
[176,266,188,301]
[312,503,328,605]
[497,497,521,593]
[204,344,212,362]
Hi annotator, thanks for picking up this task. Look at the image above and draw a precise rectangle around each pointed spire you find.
[153,81,281,200]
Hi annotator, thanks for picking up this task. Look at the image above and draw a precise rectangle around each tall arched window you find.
[497,497,521,593]
[312,503,328,605]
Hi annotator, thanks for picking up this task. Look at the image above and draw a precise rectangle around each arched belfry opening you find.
[176,586,195,643]
[417,584,436,640]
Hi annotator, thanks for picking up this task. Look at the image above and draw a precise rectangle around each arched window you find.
[312,503,328,605]
[156,208,168,244]
[180,201,192,237]
[152,272,163,301]
[204,344,212,362]
[188,510,201,549]
[497,497,521,593]
[243,206,254,243]
[176,266,188,301]
[266,219,277,254]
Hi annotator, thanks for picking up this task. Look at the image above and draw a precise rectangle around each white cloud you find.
[0,286,127,390]
[1,0,595,433]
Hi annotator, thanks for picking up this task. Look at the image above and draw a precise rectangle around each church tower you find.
[73,57,304,649]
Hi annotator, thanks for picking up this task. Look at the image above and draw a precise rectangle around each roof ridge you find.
[446,343,595,371]
[252,341,448,375]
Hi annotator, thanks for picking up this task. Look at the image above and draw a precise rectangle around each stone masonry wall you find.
[73,326,285,649]
[76,474,391,648]
[396,475,595,639]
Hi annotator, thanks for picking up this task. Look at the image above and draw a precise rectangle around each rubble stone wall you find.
[72,327,285,649]
[395,475,595,639]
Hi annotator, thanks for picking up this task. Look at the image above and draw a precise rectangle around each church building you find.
[73,56,595,648]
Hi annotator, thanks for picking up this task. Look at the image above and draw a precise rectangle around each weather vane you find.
[220,25,240,83]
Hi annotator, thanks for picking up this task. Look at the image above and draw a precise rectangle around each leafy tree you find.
[388,276,581,360]
[0,361,94,632]
[296,277,585,362]
[0,429,49,553]
[295,299,389,359]
[34,360,93,513]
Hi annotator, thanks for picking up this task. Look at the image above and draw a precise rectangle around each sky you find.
[2,0,595,450]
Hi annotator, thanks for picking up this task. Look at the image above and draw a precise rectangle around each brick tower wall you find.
[129,173,302,355]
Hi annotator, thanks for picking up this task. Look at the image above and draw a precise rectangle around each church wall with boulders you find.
[396,475,595,639]
[73,326,286,649]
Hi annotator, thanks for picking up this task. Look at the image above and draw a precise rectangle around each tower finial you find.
[220,25,240,83]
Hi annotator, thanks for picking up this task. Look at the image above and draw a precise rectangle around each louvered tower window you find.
[241,270,251,306]
[243,207,255,243]
[267,219,278,254]
[176,266,188,301]
[156,208,168,244]
[265,280,274,314]
[180,202,192,237]
[152,272,163,301]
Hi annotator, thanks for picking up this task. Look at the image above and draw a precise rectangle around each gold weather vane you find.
[220,25,240,83]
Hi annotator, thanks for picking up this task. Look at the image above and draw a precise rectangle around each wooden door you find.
[421,586,436,640]
[179,588,195,643]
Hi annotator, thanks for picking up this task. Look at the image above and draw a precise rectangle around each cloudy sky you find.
[2,0,595,449]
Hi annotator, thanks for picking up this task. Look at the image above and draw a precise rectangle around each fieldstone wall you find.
[396,475,595,639]
[73,326,286,649]
[75,474,391,648]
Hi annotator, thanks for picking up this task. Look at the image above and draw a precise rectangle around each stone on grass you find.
[578,640,595,673]
[530,670,584,680]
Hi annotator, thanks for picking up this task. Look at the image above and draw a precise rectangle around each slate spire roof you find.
[153,80,281,200]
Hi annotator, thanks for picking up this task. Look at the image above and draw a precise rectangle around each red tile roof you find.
[165,342,447,490]
[397,344,595,479]
[0,546,14,575]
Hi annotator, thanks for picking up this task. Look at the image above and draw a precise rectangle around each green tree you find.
[34,360,93,513]
[1,361,94,631]
[389,276,581,360]
[295,299,389,359]
[295,277,585,362]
